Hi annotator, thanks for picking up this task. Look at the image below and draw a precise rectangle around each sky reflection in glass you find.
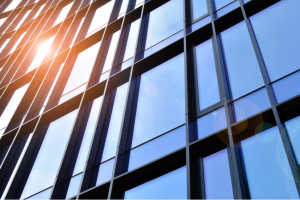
[192,0,208,20]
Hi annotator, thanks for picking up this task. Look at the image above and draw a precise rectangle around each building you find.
[0,0,299,198]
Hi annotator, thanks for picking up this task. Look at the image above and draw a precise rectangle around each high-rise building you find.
[0,0,299,199]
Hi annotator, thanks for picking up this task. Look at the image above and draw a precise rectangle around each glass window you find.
[64,174,82,199]
[91,158,114,186]
[86,1,115,36]
[131,54,185,147]
[26,36,56,72]
[53,2,74,26]
[70,17,85,47]
[126,126,186,172]
[144,0,183,49]
[20,110,78,199]
[124,166,187,199]
[0,18,7,27]
[192,0,208,20]
[233,88,271,122]
[215,0,239,18]
[118,0,130,17]
[0,83,29,137]
[99,82,128,162]
[250,0,300,81]
[14,10,31,30]
[33,4,45,19]
[58,41,101,104]
[240,126,299,199]
[196,107,226,140]
[214,0,235,10]
[9,31,27,54]
[285,115,300,165]
[203,149,234,199]
[26,188,52,199]
[195,39,220,110]
[4,0,23,12]
[220,21,264,99]
[0,39,11,54]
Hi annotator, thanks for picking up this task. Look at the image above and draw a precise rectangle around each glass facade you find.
[0,0,299,199]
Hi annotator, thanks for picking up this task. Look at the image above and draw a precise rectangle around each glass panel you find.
[126,126,186,172]
[86,1,114,36]
[26,187,52,199]
[214,0,235,10]
[101,30,120,73]
[203,149,234,199]
[70,18,85,47]
[20,110,78,199]
[118,0,130,17]
[0,18,7,27]
[131,54,185,147]
[250,0,300,81]
[124,166,187,199]
[220,21,264,99]
[92,158,114,186]
[196,39,220,110]
[186,16,210,34]
[133,0,144,9]
[0,83,29,137]
[65,174,82,199]
[100,82,128,162]
[145,0,183,49]
[0,39,11,54]
[285,116,300,165]
[192,0,208,20]
[215,0,239,18]
[4,0,23,12]
[9,31,27,53]
[72,96,103,175]
[15,10,31,29]
[196,107,226,140]
[59,42,101,104]
[33,4,45,19]
[273,71,300,103]
[240,127,299,199]
[53,2,74,26]
[233,88,271,122]
[26,36,55,72]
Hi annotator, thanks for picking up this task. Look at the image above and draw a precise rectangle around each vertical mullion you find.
[238,0,300,195]
[208,0,248,198]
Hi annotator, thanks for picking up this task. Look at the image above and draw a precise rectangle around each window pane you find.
[124,166,187,199]
[27,36,55,72]
[145,0,183,49]
[70,18,85,47]
[250,0,300,81]
[122,19,140,62]
[9,31,27,54]
[59,42,101,103]
[86,1,114,36]
[20,110,78,199]
[285,116,300,165]
[127,126,186,172]
[100,82,128,162]
[0,39,11,54]
[15,10,31,30]
[196,107,226,140]
[214,0,235,10]
[131,54,185,147]
[0,18,7,27]
[195,39,220,110]
[220,21,264,99]
[26,188,52,199]
[93,158,114,186]
[65,174,82,199]
[33,4,45,19]
[4,0,22,12]
[72,96,103,175]
[53,2,74,26]
[203,149,234,199]
[0,83,29,137]
[119,0,130,16]
[240,127,299,199]
[192,0,208,20]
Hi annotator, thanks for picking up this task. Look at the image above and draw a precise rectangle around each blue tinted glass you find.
[73,97,103,175]
[203,149,234,199]
[195,39,220,110]
[26,187,52,199]
[94,158,115,186]
[196,107,226,140]
[131,54,185,147]
[65,174,82,199]
[220,21,264,99]
[250,0,300,81]
[240,127,299,199]
[285,116,300,165]
[21,110,78,199]
[192,0,208,20]
[121,19,140,62]
[127,126,186,171]
[186,16,210,34]
[101,83,128,162]
[124,166,187,199]
[214,0,235,10]
[243,0,251,3]
[145,0,183,49]
[216,1,239,18]
[233,88,271,122]
[273,71,300,103]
